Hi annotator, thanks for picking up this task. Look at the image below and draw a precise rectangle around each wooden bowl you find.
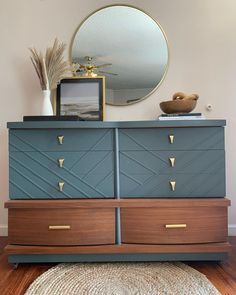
[159,99,197,114]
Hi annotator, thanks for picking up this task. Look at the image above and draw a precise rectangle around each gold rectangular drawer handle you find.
[57,135,64,145]
[168,134,174,144]
[48,225,71,230]
[165,224,187,229]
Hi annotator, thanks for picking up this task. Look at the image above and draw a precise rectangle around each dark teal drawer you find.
[119,127,224,150]
[9,129,113,152]
[120,150,225,174]
[10,151,114,199]
[10,151,114,174]
[120,173,225,198]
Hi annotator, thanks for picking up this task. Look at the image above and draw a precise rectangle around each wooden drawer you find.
[119,127,224,151]
[119,149,225,198]
[121,203,228,244]
[9,129,113,152]
[8,208,115,246]
[120,172,225,198]
[10,151,114,174]
[10,151,114,199]
[120,150,225,174]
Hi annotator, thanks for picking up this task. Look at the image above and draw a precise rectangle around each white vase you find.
[41,90,54,116]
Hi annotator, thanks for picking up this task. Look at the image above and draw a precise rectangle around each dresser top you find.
[7,120,226,129]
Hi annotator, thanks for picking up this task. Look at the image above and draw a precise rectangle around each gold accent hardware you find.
[49,225,71,230]
[169,157,176,167]
[57,135,64,145]
[68,5,170,107]
[168,134,174,144]
[170,181,176,191]
[58,158,65,168]
[165,224,187,229]
[58,181,65,192]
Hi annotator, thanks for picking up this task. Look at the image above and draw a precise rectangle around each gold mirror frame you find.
[69,4,169,106]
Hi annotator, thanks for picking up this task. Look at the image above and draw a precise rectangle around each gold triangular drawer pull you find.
[58,181,65,192]
[57,135,64,145]
[58,159,65,168]
[169,157,176,167]
[170,181,176,191]
[168,134,174,144]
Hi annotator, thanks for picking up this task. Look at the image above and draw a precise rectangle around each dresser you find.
[5,120,231,265]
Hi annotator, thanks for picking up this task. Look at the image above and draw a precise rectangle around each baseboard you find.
[1,224,236,237]
[0,224,8,236]
[228,224,236,236]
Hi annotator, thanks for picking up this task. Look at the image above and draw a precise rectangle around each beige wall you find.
[1,0,236,235]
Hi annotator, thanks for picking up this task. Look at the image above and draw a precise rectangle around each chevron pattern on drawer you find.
[119,128,225,198]
[9,130,114,199]
[9,129,113,151]
[120,172,225,198]
[120,150,225,174]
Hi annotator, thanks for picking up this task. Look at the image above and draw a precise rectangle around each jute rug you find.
[24,262,220,295]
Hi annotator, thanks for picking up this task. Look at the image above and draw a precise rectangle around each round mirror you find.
[70,5,169,106]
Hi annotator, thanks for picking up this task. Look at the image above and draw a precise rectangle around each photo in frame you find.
[56,77,105,120]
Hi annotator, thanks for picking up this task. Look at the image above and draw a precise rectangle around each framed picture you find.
[56,77,105,120]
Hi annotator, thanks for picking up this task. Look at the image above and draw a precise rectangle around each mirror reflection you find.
[71,5,169,106]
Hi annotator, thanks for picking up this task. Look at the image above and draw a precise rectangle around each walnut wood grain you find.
[1,238,235,295]
[8,208,115,246]
[121,206,228,244]
[4,198,231,209]
[4,242,231,254]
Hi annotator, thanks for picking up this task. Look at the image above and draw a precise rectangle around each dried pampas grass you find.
[29,38,71,90]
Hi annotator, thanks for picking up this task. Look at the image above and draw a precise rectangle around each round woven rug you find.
[24,262,220,295]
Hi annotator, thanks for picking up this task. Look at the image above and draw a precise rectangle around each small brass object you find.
[169,157,176,167]
[58,181,65,192]
[57,135,64,145]
[58,158,65,168]
[165,224,187,229]
[168,134,174,144]
[48,225,71,230]
[170,181,176,191]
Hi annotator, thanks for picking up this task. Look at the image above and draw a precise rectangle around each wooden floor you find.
[0,237,236,295]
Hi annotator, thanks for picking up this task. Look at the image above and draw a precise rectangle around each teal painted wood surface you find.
[119,128,224,150]
[119,150,225,197]
[10,151,114,199]
[11,151,114,176]
[8,253,228,263]
[8,121,226,199]
[120,150,225,174]
[7,119,226,129]
[10,128,113,152]
[9,127,115,199]
[120,172,225,198]
[114,128,121,244]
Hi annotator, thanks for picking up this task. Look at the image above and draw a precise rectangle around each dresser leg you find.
[12,263,19,270]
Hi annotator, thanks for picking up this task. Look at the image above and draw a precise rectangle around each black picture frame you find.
[56,77,105,121]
